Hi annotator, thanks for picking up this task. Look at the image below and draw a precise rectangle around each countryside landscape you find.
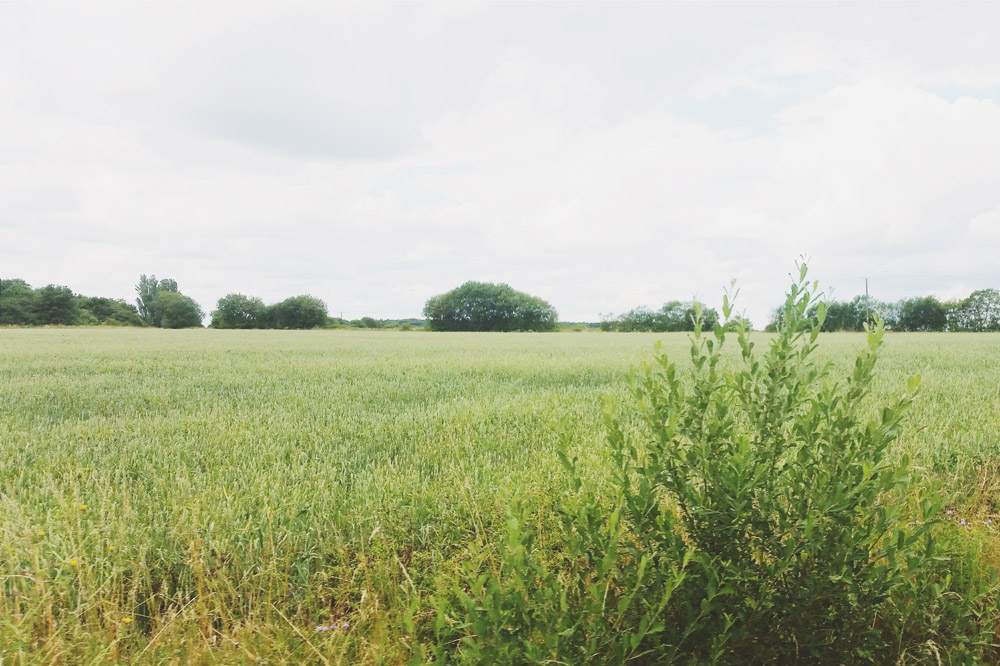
[4,3,1000,664]
[3,269,1000,663]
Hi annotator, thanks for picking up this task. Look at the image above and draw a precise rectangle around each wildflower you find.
[342,622,350,629]
[79,504,87,511]
[960,519,967,526]
[946,510,953,516]
[122,618,132,624]
[108,546,115,551]
[69,559,79,567]
[36,531,45,537]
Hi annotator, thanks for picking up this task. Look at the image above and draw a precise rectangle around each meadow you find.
[2,328,1000,664]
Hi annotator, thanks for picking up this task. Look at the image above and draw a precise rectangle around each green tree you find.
[0,278,36,325]
[135,274,161,325]
[423,282,558,331]
[820,299,858,331]
[211,293,266,329]
[156,291,204,328]
[78,296,144,326]
[609,300,719,332]
[352,316,382,329]
[136,275,199,328]
[33,284,79,325]
[953,288,1000,331]
[897,295,947,331]
[266,295,328,329]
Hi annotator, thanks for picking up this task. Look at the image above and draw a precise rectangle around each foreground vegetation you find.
[2,305,1000,662]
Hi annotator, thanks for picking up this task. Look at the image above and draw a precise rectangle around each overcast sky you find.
[2,3,999,327]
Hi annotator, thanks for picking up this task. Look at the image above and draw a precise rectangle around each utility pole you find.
[862,276,871,324]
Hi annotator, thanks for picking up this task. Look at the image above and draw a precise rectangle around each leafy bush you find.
[423,281,558,332]
[428,264,989,664]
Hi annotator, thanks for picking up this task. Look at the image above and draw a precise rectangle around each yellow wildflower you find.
[69,559,79,567]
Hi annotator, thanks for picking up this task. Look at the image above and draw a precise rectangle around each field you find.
[2,328,1000,664]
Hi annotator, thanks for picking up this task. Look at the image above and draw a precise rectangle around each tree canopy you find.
[766,288,1000,333]
[600,300,719,332]
[210,293,328,329]
[1,279,142,326]
[266,295,328,329]
[211,294,267,329]
[135,275,202,328]
[156,291,205,328]
[423,282,558,331]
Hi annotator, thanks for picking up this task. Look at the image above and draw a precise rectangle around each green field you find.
[2,329,1000,664]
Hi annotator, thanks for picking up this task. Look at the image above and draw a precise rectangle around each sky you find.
[2,3,999,328]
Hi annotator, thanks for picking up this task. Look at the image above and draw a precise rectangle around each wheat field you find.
[1,329,999,664]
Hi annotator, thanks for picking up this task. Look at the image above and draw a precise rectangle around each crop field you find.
[2,328,1000,664]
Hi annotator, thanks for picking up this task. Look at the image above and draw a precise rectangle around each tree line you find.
[3,276,999,333]
[600,300,723,332]
[0,275,210,328]
[766,289,1000,332]
[0,279,145,327]
[0,275,421,330]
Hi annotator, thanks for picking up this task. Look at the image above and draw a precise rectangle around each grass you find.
[1,328,999,663]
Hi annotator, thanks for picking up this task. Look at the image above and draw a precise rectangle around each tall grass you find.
[1,327,999,663]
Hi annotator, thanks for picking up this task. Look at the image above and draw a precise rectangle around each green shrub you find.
[429,263,980,664]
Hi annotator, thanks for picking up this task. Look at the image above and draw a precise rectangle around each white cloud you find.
[2,3,1000,327]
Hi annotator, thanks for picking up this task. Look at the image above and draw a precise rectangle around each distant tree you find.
[897,296,947,332]
[135,274,161,325]
[266,295,328,329]
[354,316,382,329]
[78,296,144,326]
[953,289,1000,332]
[653,301,690,332]
[774,294,900,333]
[768,301,820,332]
[615,306,655,332]
[423,282,558,331]
[686,302,720,330]
[724,314,753,331]
[156,291,204,328]
[876,298,901,331]
[33,284,79,325]
[135,275,201,328]
[943,298,966,331]
[602,301,718,332]
[211,293,267,329]
[821,296,885,331]
[0,278,36,325]
[821,300,859,331]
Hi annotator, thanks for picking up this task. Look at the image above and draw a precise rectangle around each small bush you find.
[425,263,996,664]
